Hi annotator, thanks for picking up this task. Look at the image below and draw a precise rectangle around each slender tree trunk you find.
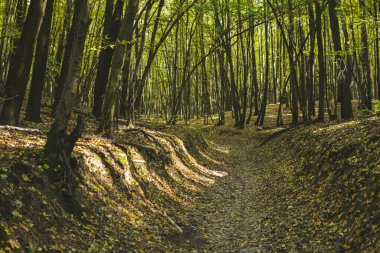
[54,0,73,98]
[119,0,139,118]
[53,0,88,113]
[246,20,258,124]
[328,0,353,119]
[298,16,307,122]
[342,22,354,110]
[25,0,55,122]
[171,22,180,124]
[99,0,139,135]
[0,0,47,126]
[375,0,380,99]
[360,8,372,110]
[224,3,241,127]
[287,0,299,125]
[307,3,316,119]
[92,0,124,118]
[316,1,326,122]
[8,0,27,62]
[255,6,269,126]
[0,0,12,93]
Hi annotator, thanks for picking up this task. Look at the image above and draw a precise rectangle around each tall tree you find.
[45,0,91,166]
[255,2,270,126]
[327,0,353,119]
[0,0,47,126]
[375,0,380,99]
[92,0,124,118]
[315,1,326,122]
[25,0,55,122]
[98,0,139,135]
[360,4,372,110]
[307,3,316,119]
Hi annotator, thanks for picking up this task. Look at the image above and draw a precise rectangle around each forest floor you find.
[0,104,379,252]
[178,115,380,252]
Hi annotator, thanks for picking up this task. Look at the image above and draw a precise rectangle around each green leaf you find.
[12,210,22,218]
[21,173,30,182]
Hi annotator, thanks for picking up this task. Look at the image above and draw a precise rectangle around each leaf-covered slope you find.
[257,116,380,251]
[0,124,223,252]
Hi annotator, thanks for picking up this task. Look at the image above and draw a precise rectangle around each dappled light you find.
[0,122,231,251]
[1,0,380,251]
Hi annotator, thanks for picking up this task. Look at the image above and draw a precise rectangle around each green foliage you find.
[374,100,380,113]
[360,109,373,116]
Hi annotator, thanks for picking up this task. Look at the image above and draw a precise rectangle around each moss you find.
[118,155,128,168]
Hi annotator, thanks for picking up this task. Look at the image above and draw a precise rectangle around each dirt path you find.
[181,128,278,252]
[176,116,380,253]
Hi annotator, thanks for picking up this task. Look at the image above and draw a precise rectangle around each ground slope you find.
[0,113,379,252]
[181,115,380,252]
[0,119,225,252]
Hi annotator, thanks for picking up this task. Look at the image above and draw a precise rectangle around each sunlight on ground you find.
[206,140,230,154]
[0,123,234,251]
[198,149,223,165]
[312,121,359,134]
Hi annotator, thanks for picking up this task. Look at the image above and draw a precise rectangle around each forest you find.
[0,0,379,252]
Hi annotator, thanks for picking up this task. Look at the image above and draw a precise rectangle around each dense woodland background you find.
[0,0,379,172]
[0,0,380,251]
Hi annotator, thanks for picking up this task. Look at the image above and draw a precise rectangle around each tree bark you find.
[0,0,47,126]
[45,0,90,167]
[54,0,73,74]
[92,0,124,118]
[327,0,353,119]
[98,0,139,135]
[287,0,299,125]
[315,1,326,122]
[25,0,55,122]
[360,8,372,110]
[255,4,269,127]
[307,3,316,119]
[375,0,380,99]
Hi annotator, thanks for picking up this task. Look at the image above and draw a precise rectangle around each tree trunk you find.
[315,1,326,122]
[328,0,353,119]
[360,8,372,110]
[45,0,90,168]
[25,0,55,122]
[54,0,73,75]
[255,5,269,127]
[375,0,380,100]
[287,0,299,125]
[98,0,139,135]
[307,3,316,119]
[246,23,259,123]
[0,0,47,126]
[92,0,124,118]
[53,0,89,113]
[0,0,12,93]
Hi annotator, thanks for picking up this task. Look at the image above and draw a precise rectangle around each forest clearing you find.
[1,0,380,252]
